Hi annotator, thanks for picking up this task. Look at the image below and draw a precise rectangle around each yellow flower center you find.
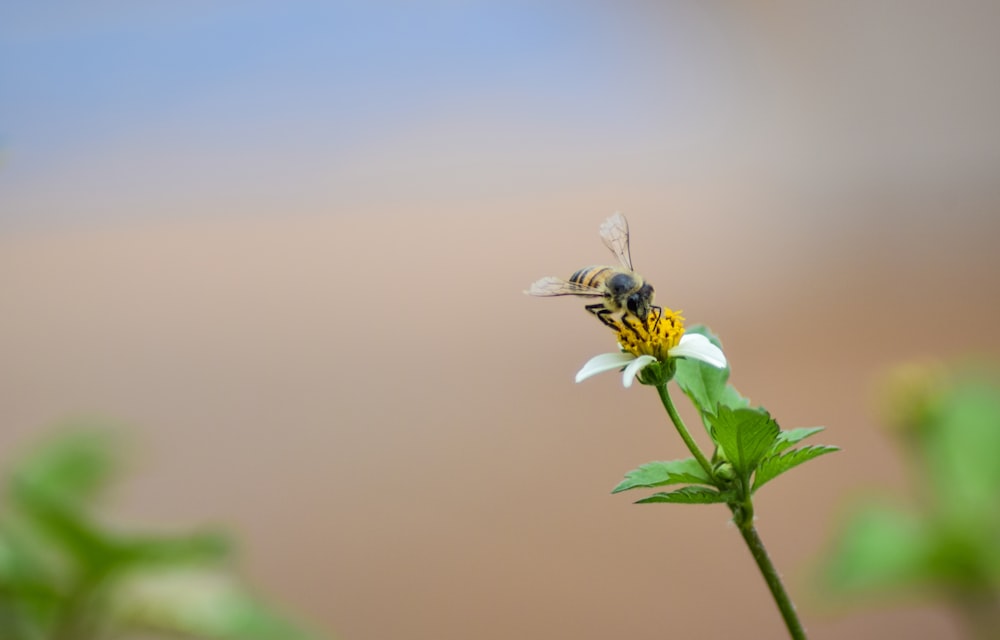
[615,308,685,361]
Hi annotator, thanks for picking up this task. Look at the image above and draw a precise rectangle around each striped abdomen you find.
[569,266,615,289]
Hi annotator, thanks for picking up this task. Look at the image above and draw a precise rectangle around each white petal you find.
[575,352,637,383]
[622,355,657,388]
[669,333,728,369]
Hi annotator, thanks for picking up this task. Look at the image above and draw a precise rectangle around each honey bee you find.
[527,212,659,330]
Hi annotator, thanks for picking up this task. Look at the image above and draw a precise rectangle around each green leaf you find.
[708,407,780,479]
[752,445,839,492]
[716,384,751,413]
[924,375,1000,521]
[9,490,113,568]
[772,426,826,454]
[116,568,322,640]
[112,531,231,570]
[612,459,713,494]
[0,428,324,640]
[0,526,64,613]
[673,326,749,417]
[11,429,122,509]
[635,486,730,504]
[821,503,932,595]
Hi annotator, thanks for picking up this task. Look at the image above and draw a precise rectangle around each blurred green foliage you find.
[0,427,324,640]
[821,364,1000,638]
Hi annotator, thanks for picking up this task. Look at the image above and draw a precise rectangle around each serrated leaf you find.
[717,384,751,412]
[612,458,713,493]
[752,445,839,492]
[772,426,826,454]
[635,486,730,504]
[674,357,727,415]
[674,326,749,417]
[709,407,780,479]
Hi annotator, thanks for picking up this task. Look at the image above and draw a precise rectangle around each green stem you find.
[655,384,714,480]
[736,521,808,640]
[655,383,808,640]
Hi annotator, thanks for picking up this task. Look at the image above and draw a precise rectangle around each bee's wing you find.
[525,276,606,297]
[599,212,633,271]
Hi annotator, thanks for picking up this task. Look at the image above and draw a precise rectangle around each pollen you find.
[615,309,685,361]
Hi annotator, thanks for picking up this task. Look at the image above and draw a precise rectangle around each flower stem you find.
[655,383,808,640]
[736,521,808,640]
[655,383,714,480]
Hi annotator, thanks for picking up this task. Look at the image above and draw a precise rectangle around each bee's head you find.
[626,283,655,318]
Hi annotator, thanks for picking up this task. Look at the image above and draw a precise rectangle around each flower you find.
[575,309,727,387]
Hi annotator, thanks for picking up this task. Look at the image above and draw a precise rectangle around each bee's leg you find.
[586,303,619,330]
[617,314,645,341]
[650,305,663,331]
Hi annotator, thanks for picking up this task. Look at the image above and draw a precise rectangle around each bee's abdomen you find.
[570,266,612,289]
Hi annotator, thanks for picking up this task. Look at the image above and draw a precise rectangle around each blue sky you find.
[6,3,996,231]
[3,3,709,228]
[2,3,602,149]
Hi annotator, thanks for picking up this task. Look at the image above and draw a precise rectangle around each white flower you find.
[575,333,727,388]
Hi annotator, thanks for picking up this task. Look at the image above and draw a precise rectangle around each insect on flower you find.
[526,212,661,331]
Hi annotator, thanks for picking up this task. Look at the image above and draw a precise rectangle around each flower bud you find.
[714,461,736,481]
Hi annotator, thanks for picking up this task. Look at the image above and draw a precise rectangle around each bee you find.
[527,212,659,331]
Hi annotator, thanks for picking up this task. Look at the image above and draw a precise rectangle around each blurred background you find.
[2,1,1000,638]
